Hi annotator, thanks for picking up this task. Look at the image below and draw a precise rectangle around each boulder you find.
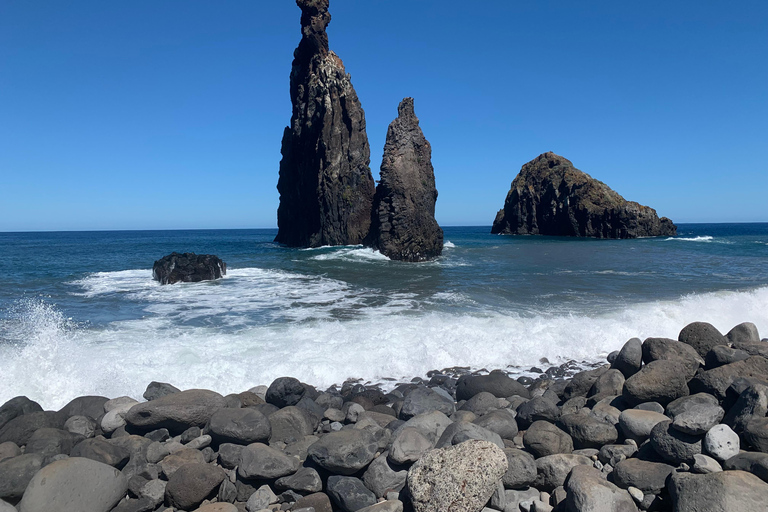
[516,396,560,429]
[502,448,537,489]
[669,469,768,512]
[238,442,300,480]
[265,377,306,408]
[124,389,226,434]
[268,406,314,444]
[0,442,21,463]
[723,383,768,433]
[58,395,109,421]
[598,443,637,466]
[563,367,610,400]
[491,152,676,238]
[557,413,618,449]
[534,453,593,491]
[459,391,500,416]
[245,484,277,512]
[689,356,768,400]
[473,408,518,440]
[389,427,432,465]
[0,396,42,430]
[292,492,333,512]
[308,429,378,475]
[0,411,63,446]
[612,338,643,378]
[71,437,130,468]
[622,359,690,406]
[612,458,674,494]
[152,252,226,285]
[726,322,761,345]
[207,407,271,445]
[363,452,407,498]
[274,0,375,247]
[275,466,323,494]
[524,420,574,457]
[705,345,750,369]
[722,452,768,482]
[407,439,507,512]
[456,371,530,401]
[327,475,377,512]
[393,411,452,445]
[159,447,206,479]
[692,453,722,474]
[703,424,739,461]
[744,416,768,452]
[399,386,455,420]
[165,463,225,510]
[649,420,702,464]
[18,457,128,512]
[142,381,180,401]
[435,421,504,450]
[64,415,96,438]
[25,427,74,458]
[641,337,703,376]
[678,322,728,358]
[0,453,43,501]
[366,97,443,261]
[665,394,724,435]
[564,465,638,512]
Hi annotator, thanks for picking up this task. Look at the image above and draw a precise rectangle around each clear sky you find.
[1,1,766,231]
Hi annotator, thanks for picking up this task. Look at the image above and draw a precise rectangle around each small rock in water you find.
[152,252,226,285]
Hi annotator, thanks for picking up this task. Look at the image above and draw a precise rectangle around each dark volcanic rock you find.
[455,371,530,401]
[678,321,727,359]
[124,389,226,434]
[275,0,375,247]
[491,152,676,238]
[152,252,226,285]
[365,97,443,261]
[0,396,43,430]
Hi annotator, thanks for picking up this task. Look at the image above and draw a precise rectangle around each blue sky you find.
[1,1,766,231]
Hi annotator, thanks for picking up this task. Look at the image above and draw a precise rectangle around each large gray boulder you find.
[564,465,638,512]
[0,396,42,431]
[524,420,574,457]
[124,389,226,433]
[649,420,702,464]
[0,411,63,446]
[0,453,43,502]
[152,252,226,285]
[612,458,674,494]
[393,411,452,445]
[308,429,378,475]
[516,396,560,429]
[491,152,676,238]
[689,356,768,400]
[622,359,690,406]
[618,409,668,443]
[365,97,443,261]
[641,337,703,376]
[726,322,761,345]
[276,466,323,494]
[722,452,768,483]
[669,469,768,512]
[407,439,506,512]
[612,338,643,378]
[473,408,519,440]
[362,452,407,498]
[534,453,593,491]
[435,421,504,450]
[456,371,530,401]
[723,383,768,433]
[704,424,739,461]
[666,394,724,435]
[70,437,130,468]
[502,448,537,489]
[265,377,306,408]
[18,457,128,512]
[389,427,432,465]
[207,408,271,445]
[744,416,768,452]
[400,387,455,420]
[165,463,226,510]
[558,413,618,449]
[269,406,314,444]
[678,322,727,358]
[327,475,377,512]
[238,442,300,480]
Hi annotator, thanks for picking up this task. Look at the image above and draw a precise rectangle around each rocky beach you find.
[3,320,768,512]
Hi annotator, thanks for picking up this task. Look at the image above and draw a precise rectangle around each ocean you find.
[1,224,767,410]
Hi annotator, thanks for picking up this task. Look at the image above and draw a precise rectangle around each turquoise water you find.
[1,224,767,408]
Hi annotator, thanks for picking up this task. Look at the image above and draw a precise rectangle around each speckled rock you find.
[124,389,226,434]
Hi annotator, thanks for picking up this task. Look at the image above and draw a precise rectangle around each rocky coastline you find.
[2,321,768,511]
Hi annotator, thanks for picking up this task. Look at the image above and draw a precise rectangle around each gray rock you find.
[435,420,504,449]
[502,448,537,489]
[0,410,63,446]
[399,387,455,420]
[284,435,320,461]
[217,442,245,469]
[456,371,530,401]
[326,475,376,512]
[292,492,333,512]
[276,466,322,494]
[634,402,664,413]
[64,415,96,438]
[726,322,761,344]
[564,465,638,512]
[561,396,588,416]
[613,338,643,378]
[473,408,519,440]
[246,484,277,512]
[101,401,136,434]
[649,420,702,464]
[389,427,431,465]
[722,452,768,482]
[692,453,722,474]
[618,409,668,443]
[358,501,404,512]
[0,453,43,501]
[308,429,377,475]
[186,433,211,450]
[558,413,618,449]
[459,391,500,416]
[516,397,560,429]
[0,396,42,431]
[689,356,768,400]
[124,389,226,434]
[138,478,166,505]
[612,458,674,493]
[665,394,724,435]
[0,441,20,463]
[703,424,739,461]
[58,395,109,421]
[391,411,452,446]
[159,447,206,479]
[407,439,507,512]
[591,400,621,426]
[669,469,768,512]
[363,452,407,498]
[623,359,690,406]
[25,427,74,458]
[705,345,750,369]
[165,462,226,510]
[266,377,306,408]
[500,487,540,512]
[744,416,768,452]
[208,407,271,445]
[18,457,127,512]
[71,437,130,468]
[142,381,180,401]
[238,442,300,480]
[598,444,637,467]
[534,453,593,491]
[723,383,768,433]
[641,337,703,376]
[366,97,443,262]
[524,420,574,457]
[269,406,314,444]
[589,369,626,400]
[563,367,610,400]
[217,478,236,503]
[678,321,728,358]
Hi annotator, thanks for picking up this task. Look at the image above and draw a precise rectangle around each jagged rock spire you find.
[275,0,375,247]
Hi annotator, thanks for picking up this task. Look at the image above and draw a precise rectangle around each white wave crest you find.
[444,241,456,248]
[3,286,768,409]
[665,236,714,242]
[309,247,390,262]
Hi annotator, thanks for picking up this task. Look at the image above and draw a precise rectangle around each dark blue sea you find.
[1,224,767,408]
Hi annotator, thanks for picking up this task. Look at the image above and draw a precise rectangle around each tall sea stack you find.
[366,98,443,261]
[492,152,677,238]
[275,0,375,247]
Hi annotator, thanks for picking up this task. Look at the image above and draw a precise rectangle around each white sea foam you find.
[665,236,714,242]
[3,283,768,409]
[309,246,390,262]
[444,241,456,248]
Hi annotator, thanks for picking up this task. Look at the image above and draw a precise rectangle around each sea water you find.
[1,223,767,409]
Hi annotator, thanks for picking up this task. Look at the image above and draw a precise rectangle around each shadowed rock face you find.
[275,0,375,248]
[491,152,676,238]
[366,98,443,261]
